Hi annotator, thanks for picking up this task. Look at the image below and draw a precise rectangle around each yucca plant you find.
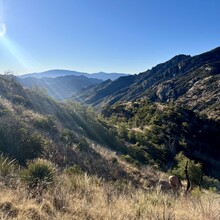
[20,159,55,188]
[0,154,17,178]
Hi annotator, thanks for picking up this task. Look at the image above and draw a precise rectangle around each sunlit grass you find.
[1,170,220,220]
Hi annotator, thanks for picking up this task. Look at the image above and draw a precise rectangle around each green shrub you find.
[21,159,55,188]
[0,154,18,178]
[202,176,220,192]
[128,145,149,164]
[0,116,44,164]
[128,130,136,143]
[117,124,128,140]
[77,138,90,151]
[172,152,202,186]
[34,116,55,130]
[120,154,138,166]
[111,157,118,164]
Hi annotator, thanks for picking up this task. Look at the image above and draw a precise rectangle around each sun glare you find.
[1,36,35,71]
[0,23,6,37]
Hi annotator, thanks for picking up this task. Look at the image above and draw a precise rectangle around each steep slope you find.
[17,75,102,100]
[0,74,219,190]
[74,75,137,106]
[19,69,128,81]
[74,47,220,119]
[102,100,220,179]
[148,61,220,120]
[0,75,139,183]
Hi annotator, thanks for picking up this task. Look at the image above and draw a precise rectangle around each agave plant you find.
[20,159,56,188]
[0,154,17,178]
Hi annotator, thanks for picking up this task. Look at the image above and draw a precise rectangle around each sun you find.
[0,23,6,37]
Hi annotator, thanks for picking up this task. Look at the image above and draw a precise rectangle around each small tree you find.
[117,123,128,140]
[172,152,202,187]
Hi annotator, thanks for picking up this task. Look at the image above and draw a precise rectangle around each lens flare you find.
[0,23,6,36]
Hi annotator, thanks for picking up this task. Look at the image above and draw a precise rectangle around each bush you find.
[120,154,138,166]
[77,138,90,152]
[0,116,44,164]
[21,159,55,188]
[0,154,18,178]
[33,116,55,130]
[202,176,220,192]
[172,152,203,186]
[111,157,118,164]
[128,145,149,164]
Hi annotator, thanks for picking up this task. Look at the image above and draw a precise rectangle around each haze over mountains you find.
[17,70,128,99]
[18,75,102,100]
[19,69,128,81]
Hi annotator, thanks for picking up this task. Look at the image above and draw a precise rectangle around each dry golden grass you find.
[1,171,220,220]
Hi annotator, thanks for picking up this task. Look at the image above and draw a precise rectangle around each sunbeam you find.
[0,36,36,72]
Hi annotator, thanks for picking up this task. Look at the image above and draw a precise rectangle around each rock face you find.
[148,61,220,120]
[74,47,220,120]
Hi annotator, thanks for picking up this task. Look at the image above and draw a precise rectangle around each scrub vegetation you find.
[0,74,219,219]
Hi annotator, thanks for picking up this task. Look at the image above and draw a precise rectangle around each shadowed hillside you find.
[102,100,220,179]
[0,69,220,220]
[74,47,220,120]
[17,75,102,100]
[0,74,135,182]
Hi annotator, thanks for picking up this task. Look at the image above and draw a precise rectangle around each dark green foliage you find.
[111,157,118,164]
[202,176,220,192]
[0,116,43,164]
[117,123,129,140]
[120,154,138,166]
[128,130,136,143]
[128,144,149,164]
[102,100,220,179]
[172,152,203,186]
[77,138,90,152]
[21,160,55,188]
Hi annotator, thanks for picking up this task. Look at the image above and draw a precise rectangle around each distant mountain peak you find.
[19,70,129,81]
[73,46,220,120]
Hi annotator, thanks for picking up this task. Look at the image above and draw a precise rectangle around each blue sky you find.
[0,0,220,75]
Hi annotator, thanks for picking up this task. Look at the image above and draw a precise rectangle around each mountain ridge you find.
[17,74,102,100]
[74,47,220,120]
[19,69,128,81]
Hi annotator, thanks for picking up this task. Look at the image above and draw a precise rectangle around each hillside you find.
[0,74,135,181]
[102,100,220,179]
[19,69,128,81]
[1,74,220,181]
[17,75,102,100]
[0,70,220,220]
[74,47,220,120]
